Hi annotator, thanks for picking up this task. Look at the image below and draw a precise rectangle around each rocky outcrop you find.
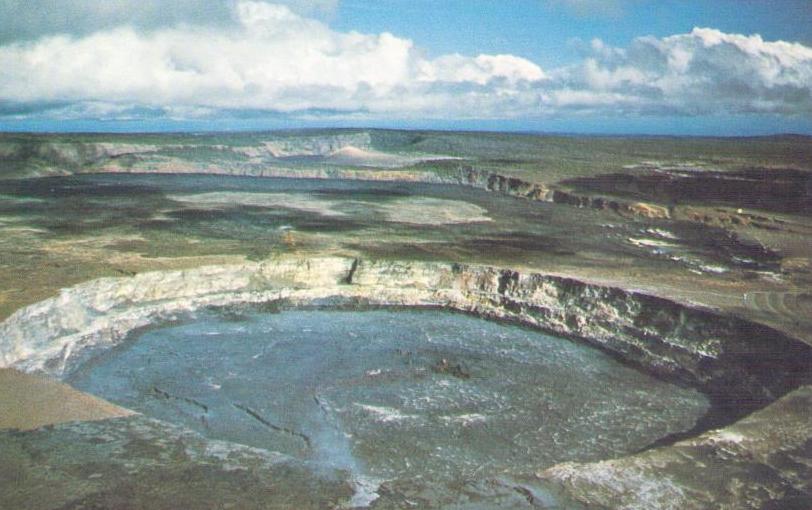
[444,165,675,219]
[0,414,354,510]
[443,166,553,200]
[539,385,812,510]
[259,132,372,157]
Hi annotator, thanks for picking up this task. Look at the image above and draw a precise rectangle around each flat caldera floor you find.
[68,309,709,493]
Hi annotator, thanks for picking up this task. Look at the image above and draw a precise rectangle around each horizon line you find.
[1,126,810,140]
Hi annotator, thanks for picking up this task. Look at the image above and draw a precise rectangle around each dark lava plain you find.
[0,171,796,324]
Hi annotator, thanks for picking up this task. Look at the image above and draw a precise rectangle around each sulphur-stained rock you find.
[538,385,812,510]
[626,201,671,219]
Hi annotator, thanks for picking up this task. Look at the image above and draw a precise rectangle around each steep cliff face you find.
[260,132,372,157]
[2,257,808,405]
[0,132,441,177]
[449,265,810,406]
[444,165,676,218]
[0,133,373,167]
[444,166,553,200]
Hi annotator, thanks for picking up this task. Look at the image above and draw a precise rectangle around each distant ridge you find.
[754,133,812,141]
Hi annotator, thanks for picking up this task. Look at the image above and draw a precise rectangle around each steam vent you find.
[2,130,812,509]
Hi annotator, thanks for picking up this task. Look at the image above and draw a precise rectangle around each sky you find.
[0,0,810,135]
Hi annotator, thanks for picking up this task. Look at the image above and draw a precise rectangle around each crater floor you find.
[69,309,709,490]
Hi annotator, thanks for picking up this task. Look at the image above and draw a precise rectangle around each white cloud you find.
[0,1,546,119]
[418,54,546,85]
[566,27,812,115]
[0,2,809,122]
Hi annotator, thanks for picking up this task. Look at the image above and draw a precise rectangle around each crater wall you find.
[2,257,808,404]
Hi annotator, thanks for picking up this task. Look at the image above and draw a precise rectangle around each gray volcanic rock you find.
[0,414,354,510]
[539,385,812,510]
